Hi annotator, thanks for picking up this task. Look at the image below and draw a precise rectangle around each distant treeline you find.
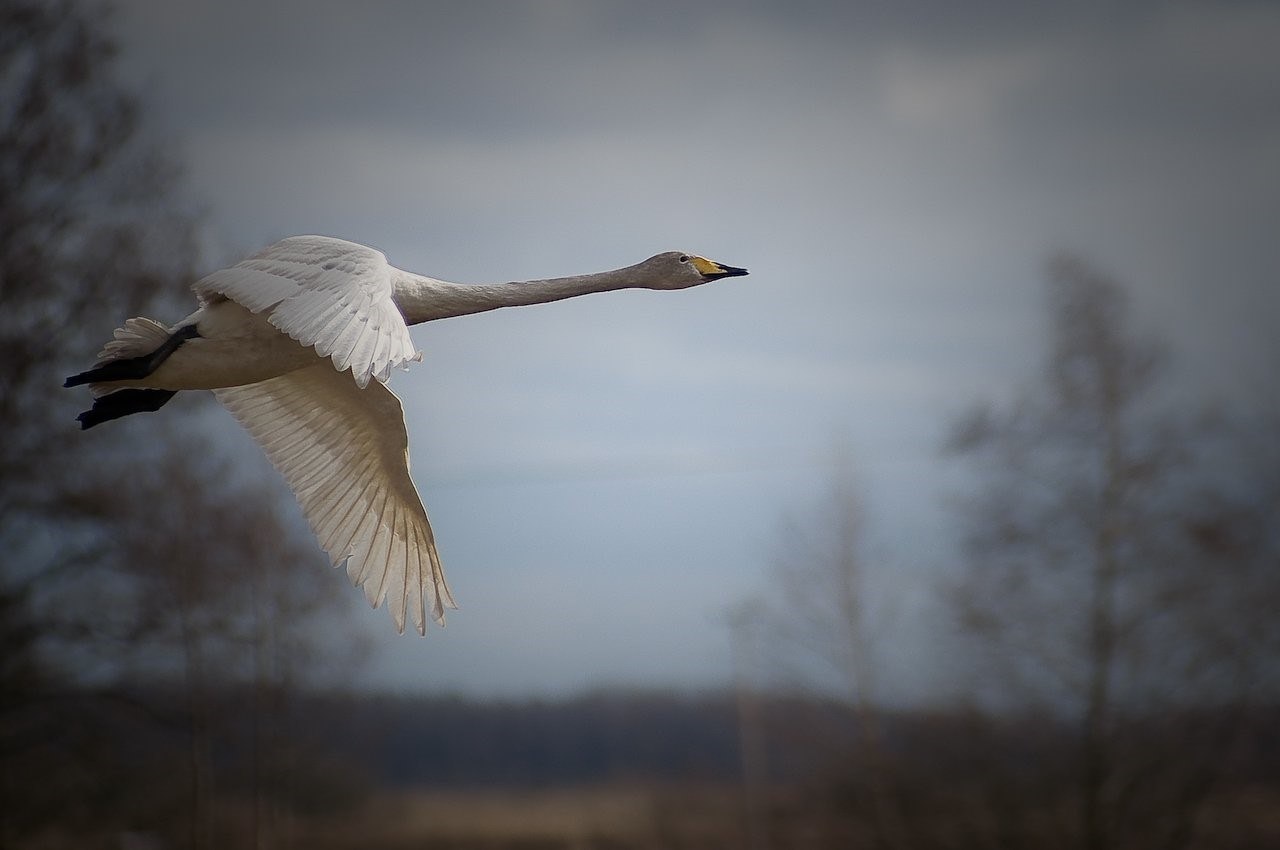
[304,688,746,789]
[20,682,1280,796]
[10,680,1280,845]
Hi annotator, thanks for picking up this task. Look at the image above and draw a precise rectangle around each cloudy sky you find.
[107,0,1278,700]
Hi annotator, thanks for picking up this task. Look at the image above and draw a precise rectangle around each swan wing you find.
[214,362,456,634]
[194,235,422,388]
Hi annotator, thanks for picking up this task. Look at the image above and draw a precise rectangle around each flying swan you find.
[65,235,748,635]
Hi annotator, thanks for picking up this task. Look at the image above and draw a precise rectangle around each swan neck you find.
[394,265,640,324]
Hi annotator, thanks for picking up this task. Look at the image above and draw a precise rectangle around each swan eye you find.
[679,255,690,263]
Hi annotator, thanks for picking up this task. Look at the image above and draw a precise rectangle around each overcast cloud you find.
[107,0,1279,699]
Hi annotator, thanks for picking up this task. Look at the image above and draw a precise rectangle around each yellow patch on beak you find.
[690,256,749,279]
[690,256,724,276]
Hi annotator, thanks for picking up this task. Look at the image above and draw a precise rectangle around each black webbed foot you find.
[77,389,179,429]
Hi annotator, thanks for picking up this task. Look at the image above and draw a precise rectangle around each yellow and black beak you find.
[691,256,749,280]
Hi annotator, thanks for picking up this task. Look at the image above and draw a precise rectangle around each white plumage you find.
[216,363,452,633]
[67,235,748,635]
[193,238,421,388]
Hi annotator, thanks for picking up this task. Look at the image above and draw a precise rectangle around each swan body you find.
[66,235,747,635]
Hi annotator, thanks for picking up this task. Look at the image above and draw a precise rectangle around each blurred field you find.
[292,783,749,850]
[260,781,1280,850]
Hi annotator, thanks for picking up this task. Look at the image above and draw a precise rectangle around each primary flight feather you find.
[65,235,748,635]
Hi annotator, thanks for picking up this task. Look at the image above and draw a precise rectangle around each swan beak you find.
[711,263,749,278]
[693,257,749,280]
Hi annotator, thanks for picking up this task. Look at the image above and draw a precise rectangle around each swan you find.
[64,235,748,635]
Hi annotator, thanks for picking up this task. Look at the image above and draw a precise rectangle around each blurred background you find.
[2,0,1277,847]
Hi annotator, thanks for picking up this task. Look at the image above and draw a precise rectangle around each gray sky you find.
[109,0,1279,699]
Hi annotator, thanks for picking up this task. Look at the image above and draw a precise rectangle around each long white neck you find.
[391,263,644,325]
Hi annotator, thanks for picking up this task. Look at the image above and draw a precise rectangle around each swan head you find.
[637,251,749,290]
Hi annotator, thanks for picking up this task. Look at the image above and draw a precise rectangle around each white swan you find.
[65,235,748,635]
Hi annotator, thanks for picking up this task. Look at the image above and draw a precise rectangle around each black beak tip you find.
[716,265,749,279]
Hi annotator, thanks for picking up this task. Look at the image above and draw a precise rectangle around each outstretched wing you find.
[193,235,421,388]
[215,362,456,634]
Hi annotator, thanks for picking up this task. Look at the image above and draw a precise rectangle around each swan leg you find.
[76,389,178,430]
[64,324,200,388]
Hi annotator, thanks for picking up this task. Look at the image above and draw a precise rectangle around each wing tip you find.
[337,545,455,636]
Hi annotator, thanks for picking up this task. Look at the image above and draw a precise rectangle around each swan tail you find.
[94,317,173,363]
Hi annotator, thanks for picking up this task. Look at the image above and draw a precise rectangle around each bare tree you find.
[944,255,1278,849]
[756,459,913,848]
[55,429,366,847]
[0,2,359,845]
[0,0,198,647]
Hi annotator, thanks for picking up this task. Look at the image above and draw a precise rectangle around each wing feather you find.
[368,502,400,608]
[193,236,422,388]
[356,486,394,590]
[331,309,370,373]
[214,362,456,634]
[408,522,427,630]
